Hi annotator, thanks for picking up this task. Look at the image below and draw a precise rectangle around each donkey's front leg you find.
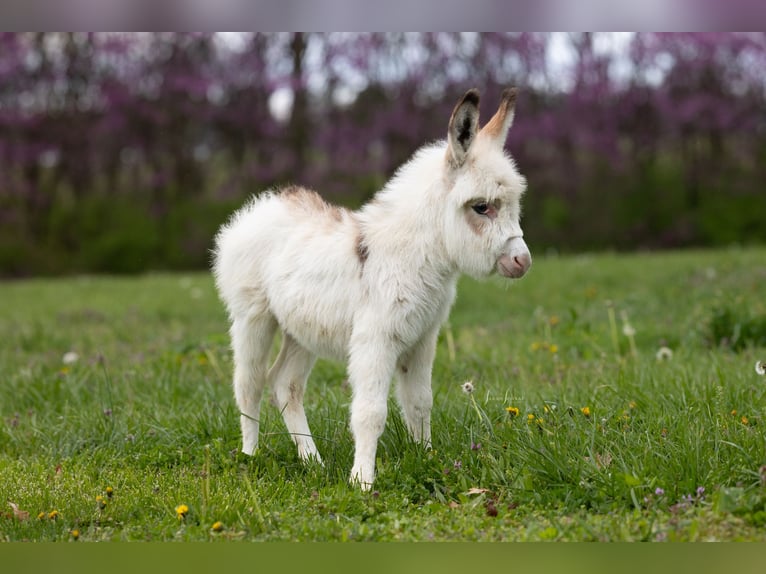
[347,335,398,491]
[395,327,438,448]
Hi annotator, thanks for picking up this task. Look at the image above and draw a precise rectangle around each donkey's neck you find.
[357,143,455,277]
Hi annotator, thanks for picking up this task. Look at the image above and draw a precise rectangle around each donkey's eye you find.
[472,202,490,216]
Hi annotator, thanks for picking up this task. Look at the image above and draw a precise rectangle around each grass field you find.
[1,247,765,541]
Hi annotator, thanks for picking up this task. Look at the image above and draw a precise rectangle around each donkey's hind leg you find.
[231,311,277,455]
[269,334,321,463]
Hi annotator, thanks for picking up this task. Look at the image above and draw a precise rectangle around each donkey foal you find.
[213,87,531,489]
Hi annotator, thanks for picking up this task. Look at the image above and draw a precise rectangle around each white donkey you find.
[213,87,531,489]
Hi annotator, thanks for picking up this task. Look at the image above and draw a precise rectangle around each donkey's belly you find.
[265,271,357,362]
[279,310,352,362]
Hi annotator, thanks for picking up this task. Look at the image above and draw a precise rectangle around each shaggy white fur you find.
[213,88,531,489]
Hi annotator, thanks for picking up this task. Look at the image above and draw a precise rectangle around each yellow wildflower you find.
[37,512,46,520]
[549,344,558,354]
[96,495,106,510]
[741,416,749,426]
[506,406,520,418]
[530,342,542,352]
[629,401,637,409]
[581,406,591,418]
[211,521,224,532]
[71,529,80,540]
[175,504,189,520]
[105,486,114,499]
[731,409,737,417]
[549,316,560,326]
[48,510,59,520]
[527,413,535,423]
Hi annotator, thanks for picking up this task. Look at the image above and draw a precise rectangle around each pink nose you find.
[497,252,531,278]
[513,253,531,274]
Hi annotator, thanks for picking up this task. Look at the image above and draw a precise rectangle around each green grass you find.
[1,247,765,541]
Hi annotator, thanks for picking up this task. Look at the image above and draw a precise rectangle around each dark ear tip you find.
[462,88,480,107]
[502,87,518,102]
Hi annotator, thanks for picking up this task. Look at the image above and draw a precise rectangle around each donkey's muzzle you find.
[496,249,531,279]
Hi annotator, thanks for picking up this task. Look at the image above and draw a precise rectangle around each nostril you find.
[513,255,524,269]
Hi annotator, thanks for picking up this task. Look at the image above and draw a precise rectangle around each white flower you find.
[62,352,79,365]
[656,347,673,361]
[622,324,636,337]
[461,381,474,394]
[756,361,766,376]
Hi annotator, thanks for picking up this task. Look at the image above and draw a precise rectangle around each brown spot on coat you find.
[464,209,488,236]
[280,185,343,222]
[356,232,369,266]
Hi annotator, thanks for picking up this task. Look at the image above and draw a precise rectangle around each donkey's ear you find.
[479,87,517,148]
[447,89,480,167]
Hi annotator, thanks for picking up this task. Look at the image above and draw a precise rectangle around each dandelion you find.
[175,504,189,520]
[629,401,637,409]
[506,406,520,418]
[70,529,80,540]
[549,344,558,354]
[741,416,749,426]
[62,351,79,365]
[621,312,637,358]
[527,413,535,423]
[47,510,59,520]
[530,341,542,352]
[105,486,114,499]
[461,381,474,394]
[731,409,737,416]
[656,347,673,361]
[581,406,591,418]
[211,521,224,532]
[96,495,106,510]
[37,512,46,520]
[655,487,665,496]
[756,361,766,376]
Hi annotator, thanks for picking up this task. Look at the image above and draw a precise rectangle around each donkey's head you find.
[441,87,532,281]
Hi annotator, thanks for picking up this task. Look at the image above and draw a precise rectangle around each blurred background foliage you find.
[0,32,765,276]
